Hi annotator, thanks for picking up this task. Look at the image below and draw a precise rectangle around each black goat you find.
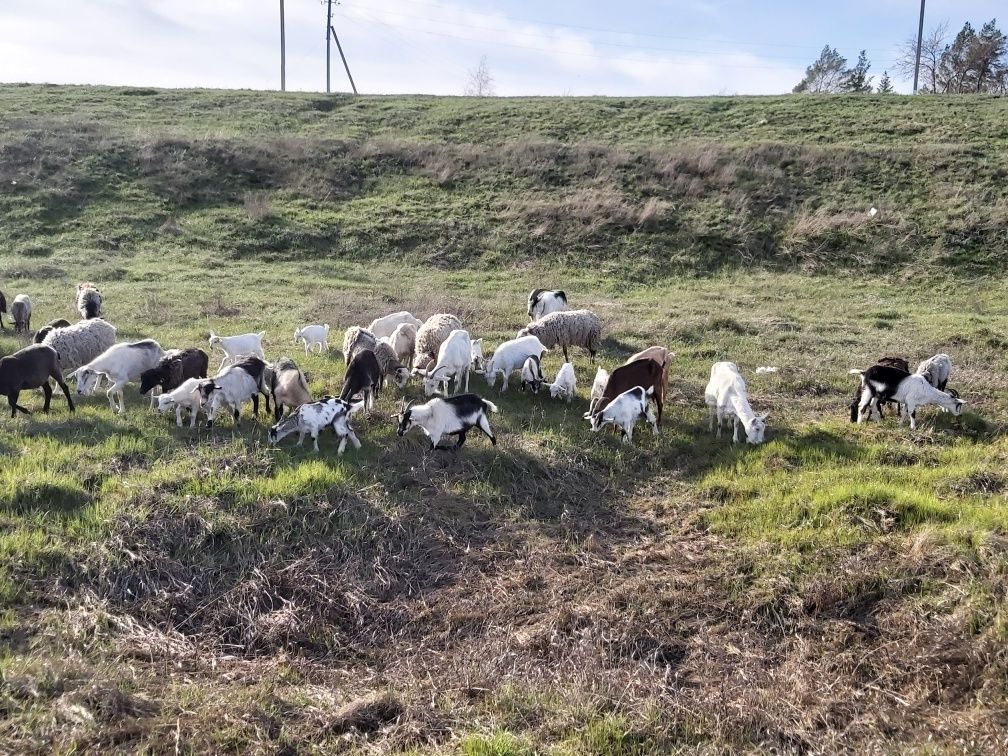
[340,350,381,411]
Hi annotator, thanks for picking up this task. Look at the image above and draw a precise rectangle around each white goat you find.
[548,362,576,402]
[588,366,609,415]
[483,335,548,392]
[396,394,498,450]
[208,330,266,371]
[368,311,423,340]
[416,329,473,396]
[155,377,203,428]
[705,362,768,445]
[196,358,267,428]
[588,386,657,443]
[293,324,329,355]
[74,340,166,414]
[384,322,418,368]
[916,353,954,392]
[268,397,364,453]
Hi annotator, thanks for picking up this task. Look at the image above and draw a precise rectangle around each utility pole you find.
[329,24,358,94]
[326,0,333,94]
[913,0,926,93]
[280,0,286,91]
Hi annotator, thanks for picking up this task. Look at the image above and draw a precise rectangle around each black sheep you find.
[0,344,75,418]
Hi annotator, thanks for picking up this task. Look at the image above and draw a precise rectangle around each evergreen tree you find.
[842,50,874,92]
[877,70,894,93]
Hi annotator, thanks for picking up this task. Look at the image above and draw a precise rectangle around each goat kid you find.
[268,396,364,453]
[396,395,498,450]
[588,386,657,443]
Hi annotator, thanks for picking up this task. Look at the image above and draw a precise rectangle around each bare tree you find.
[894,21,949,93]
[464,56,495,97]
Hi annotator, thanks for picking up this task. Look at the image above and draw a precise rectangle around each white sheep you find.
[384,322,418,368]
[413,313,463,370]
[547,362,576,402]
[342,326,377,364]
[41,318,117,375]
[916,353,953,392]
[416,328,472,396]
[517,309,603,363]
[10,294,31,335]
[368,311,423,340]
[156,377,203,428]
[705,362,768,444]
[372,341,411,389]
[208,331,266,371]
[483,335,548,392]
[293,324,329,355]
[74,340,166,414]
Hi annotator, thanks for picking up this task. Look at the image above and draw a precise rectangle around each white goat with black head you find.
[850,364,965,430]
[519,355,545,394]
[396,394,498,450]
[527,289,567,321]
[588,386,657,444]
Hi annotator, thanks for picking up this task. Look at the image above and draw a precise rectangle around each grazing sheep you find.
[342,326,377,365]
[413,314,463,370]
[269,357,312,421]
[0,290,6,330]
[588,367,609,415]
[548,362,576,402]
[11,294,31,335]
[155,377,203,429]
[293,324,330,355]
[368,311,423,340]
[0,344,75,418]
[384,322,418,368]
[208,331,266,372]
[396,394,498,450]
[139,348,210,397]
[518,309,602,363]
[76,282,103,319]
[588,386,657,444]
[850,365,965,430]
[269,397,363,454]
[483,335,548,393]
[33,319,72,344]
[372,341,411,389]
[705,362,768,444]
[916,353,954,392]
[527,289,568,321]
[74,340,166,414]
[41,318,117,375]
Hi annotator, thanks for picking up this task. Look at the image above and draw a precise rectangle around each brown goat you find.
[0,344,75,417]
[625,346,673,389]
[588,357,665,427]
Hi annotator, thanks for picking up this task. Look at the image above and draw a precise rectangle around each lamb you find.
[517,309,602,363]
[413,314,463,370]
[11,294,32,335]
[293,324,330,355]
[850,365,964,430]
[41,318,117,375]
[268,397,363,454]
[342,326,377,365]
[372,340,411,389]
[483,335,548,392]
[0,290,6,330]
[74,340,166,414]
[519,355,545,394]
[848,356,910,422]
[340,350,382,411]
[588,358,666,427]
[384,322,418,368]
[705,362,768,444]
[396,394,498,450]
[588,367,609,415]
[415,329,473,396]
[916,353,954,392]
[33,318,72,344]
[368,311,423,340]
[547,362,576,402]
[208,330,266,372]
[76,282,103,319]
[269,357,312,421]
[0,344,75,418]
[139,348,210,397]
[626,346,673,389]
[588,386,657,444]
[155,377,204,429]
[527,289,568,321]
[196,356,268,428]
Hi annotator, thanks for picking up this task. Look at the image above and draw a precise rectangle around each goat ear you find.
[758,412,770,421]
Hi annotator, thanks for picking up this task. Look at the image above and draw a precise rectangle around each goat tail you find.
[848,369,865,376]
[482,399,499,414]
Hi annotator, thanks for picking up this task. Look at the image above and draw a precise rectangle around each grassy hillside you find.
[1,87,1008,753]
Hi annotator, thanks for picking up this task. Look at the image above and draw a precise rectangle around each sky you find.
[0,0,1003,96]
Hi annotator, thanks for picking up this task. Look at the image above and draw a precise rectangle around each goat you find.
[588,358,665,427]
[340,350,381,411]
[848,356,910,422]
[548,362,576,402]
[705,362,768,444]
[208,330,266,372]
[0,344,75,418]
[413,314,463,369]
[483,335,547,392]
[396,394,498,450]
[916,353,954,392]
[850,365,964,430]
[269,357,312,421]
[11,294,31,335]
[293,324,330,355]
[139,348,209,398]
[415,329,472,396]
[519,355,545,394]
[368,311,423,340]
[588,386,657,443]
[527,289,567,321]
[196,356,268,428]
[588,366,609,415]
[269,396,364,453]
[74,340,165,414]
[155,378,204,429]
[626,346,673,389]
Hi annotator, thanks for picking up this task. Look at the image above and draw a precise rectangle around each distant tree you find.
[793,46,848,93]
[464,56,495,97]
[842,50,874,92]
[877,70,894,93]
[937,22,978,92]
[894,21,949,93]
[932,19,1007,93]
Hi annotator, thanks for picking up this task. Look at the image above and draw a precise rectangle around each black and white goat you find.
[340,350,381,411]
[527,289,567,321]
[850,364,965,430]
[588,386,657,444]
[268,396,363,453]
[396,394,498,450]
[196,355,268,428]
[848,356,910,422]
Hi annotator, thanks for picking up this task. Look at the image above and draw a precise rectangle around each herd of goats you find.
[0,286,967,452]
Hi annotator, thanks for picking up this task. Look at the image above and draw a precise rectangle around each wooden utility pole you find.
[330,24,358,95]
[326,0,333,93]
[280,0,286,91]
[913,0,926,93]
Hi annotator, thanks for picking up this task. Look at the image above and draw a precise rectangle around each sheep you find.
[916,353,954,392]
[208,330,266,372]
[269,357,312,421]
[396,394,498,450]
[850,365,965,430]
[413,314,463,370]
[483,335,548,393]
[588,358,666,427]
[139,348,210,397]
[385,322,418,368]
[11,294,31,335]
[705,362,768,445]
[155,377,204,429]
[626,346,673,389]
[342,326,377,365]
[196,356,268,428]
[588,367,609,415]
[33,318,72,344]
[340,350,382,411]
[372,340,411,389]
[517,309,602,363]
[588,386,657,444]
[0,290,6,330]
[41,318,117,375]
[0,344,75,418]
[414,329,473,396]
[293,324,330,355]
[519,355,545,394]
[268,397,364,454]
[547,362,576,402]
[368,311,423,340]
[74,340,166,414]
[76,282,103,319]
[847,356,911,422]
[527,289,568,321]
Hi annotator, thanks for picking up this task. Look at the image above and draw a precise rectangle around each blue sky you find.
[0,1,1003,95]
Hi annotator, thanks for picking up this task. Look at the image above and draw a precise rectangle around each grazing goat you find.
[589,386,657,443]
[414,314,463,369]
[74,340,166,414]
[342,326,377,365]
[197,356,268,428]
[519,355,545,394]
[588,367,609,415]
[0,290,6,330]
[518,309,602,363]
[384,322,418,368]
[34,318,71,344]
[705,362,768,444]
[527,289,567,321]
[269,357,312,421]
[483,335,548,392]
[416,329,473,396]
[848,356,910,422]
[0,344,75,418]
[396,395,498,450]
[626,346,673,388]
[916,353,953,392]
[589,358,665,427]
[41,318,117,376]
[139,348,209,397]
[76,282,102,319]
[269,397,363,453]
[11,294,31,335]
[293,324,330,355]
[208,330,266,371]
[340,350,382,411]
[548,362,576,402]
[850,365,964,430]
[155,378,203,429]
[368,311,423,340]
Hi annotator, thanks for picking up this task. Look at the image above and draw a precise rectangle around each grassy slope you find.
[1,86,1008,753]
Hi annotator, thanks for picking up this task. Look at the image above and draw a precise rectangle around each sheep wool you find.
[519,309,603,361]
[342,326,377,364]
[413,313,463,368]
[41,318,117,374]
